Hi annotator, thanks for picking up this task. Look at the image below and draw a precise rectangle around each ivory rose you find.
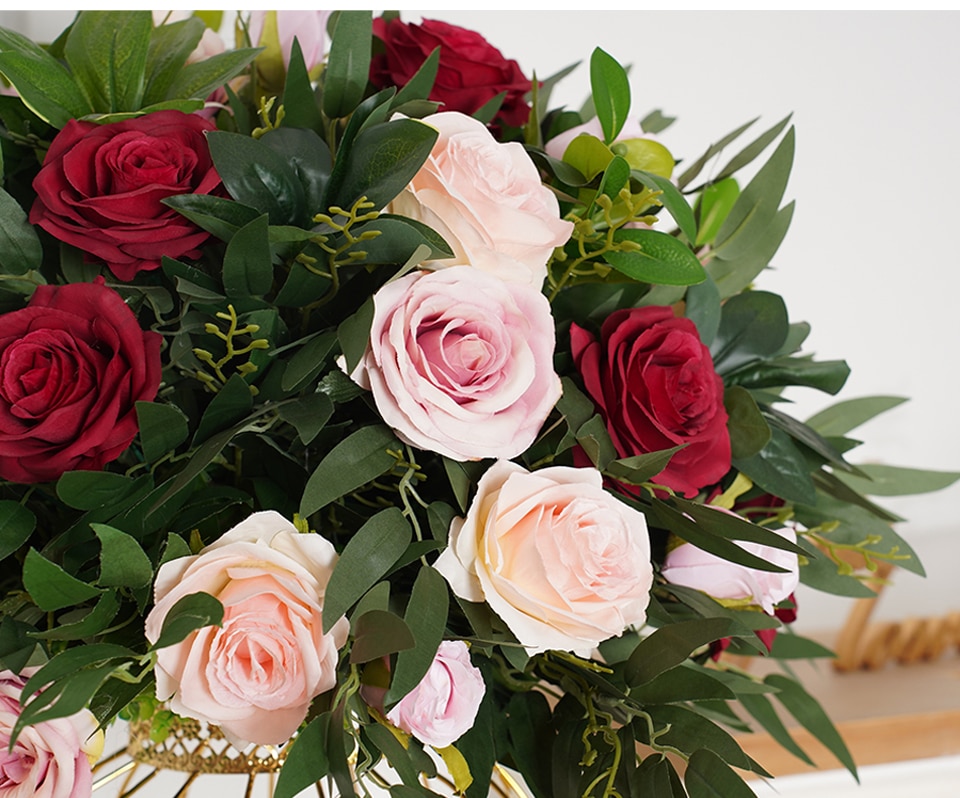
[348,265,561,461]
[144,511,349,747]
[387,111,573,288]
[434,461,653,654]
[386,641,485,748]
[0,668,103,798]
[661,508,800,614]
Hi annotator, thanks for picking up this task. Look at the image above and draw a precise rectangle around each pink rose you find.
[386,641,485,749]
[144,511,349,747]
[388,112,573,288]
[0,668,103,798]
[434,461,654,654]
[348,265,561,461]
[661,508,799,614]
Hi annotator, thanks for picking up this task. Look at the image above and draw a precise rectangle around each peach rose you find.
[660,508,799,614]
[144,511,349,747]
[388,111,573,288]
[434,461,654,654]
[348,265,561,461]
[386,641,485,748]
[0,668,103,798]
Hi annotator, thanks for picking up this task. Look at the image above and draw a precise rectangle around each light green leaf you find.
[561,132,613,180]
[605,228,706,286]
[322,507,412,633]
[805,395,909,437]
[695,177,740,247]
[836,463,960,497]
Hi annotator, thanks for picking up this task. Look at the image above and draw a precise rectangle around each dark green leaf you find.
[595,155,631,205]
[506,691,553,798]
[386,567,449,707]
[604,447,684,486]
[727,356,850,396]
[29,590,120,642]
[0,187,41,275]
[281,330,337,393]
[193,373,253,445]
[765,673,858,779]
[22,644,133,699]
[632,755,687,798]
[685,749,756,798]
[164,46,260,102]
[635,169,697,244]
[143,17,204,106]
[575,415,618,471]
[638,705,758,771]
[350,216,453,264]
[321,507,411,632]
[805,395,908,437]
[337,296,375,376]
[738,692,814,766]
[798,547,876,598]
[605,228,706,286]
[149,591,224,651]
[0,617,37,674]
[206,130,308,226]
[366,722,421,787]
[16,665,118,738]
[471,91,505,125]
[223,214,273,298]
[23,548,102,611]
[136,401,189,463]
[300,425,399,517]
[590,47,630,143]
[443,457,472,514]
[350,609,415,663]
[261,127,332,215]
[56,471,138,511]
[392,47,439,107]
[163,194,261,243]
[323,11,372,119]
[274,713,331,798]
[0,501,35,561]
[92,524,153,589]
[625,618,736,686]
[629,663,736,704]
[277,392,334,445]
[684,273,721,346]
[711,290,789,375]
[280,37,323,132]
[768,632,836,660]
[64,11,152,113]
[732,426,817,506]
[724,386,771,460]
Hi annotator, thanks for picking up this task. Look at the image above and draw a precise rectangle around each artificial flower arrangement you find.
[0,10,955,798]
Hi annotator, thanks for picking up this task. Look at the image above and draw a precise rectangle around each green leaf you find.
[589,47,630,143]
[714,113,793,184]
[136,401,189,463]
[337,297,375,376]
[64,11,152,113]
[350,216,453,264]
[331,119,438,212]
[16,665,118,738]
[628,663,736,704]
[603,447,684,486]
[277,392,334,446]
[637,705,759,771]
[193,373,253,445]
[223,213,273,298]
[30,590,121,641]
[322,508,411,632]
[366,723,422,788]
[274,713,331,798]
[632,755,687,798]
[0,501,35,561]
[471,91,505,125]
[695,178,740,247]
[392,47,440,107]
[92,524,153,589]
[0,187,41,275]
[22,644,133,698]
[595,155,631,207]
[558,133,613,180]
[724,386,771,460]
[281,330,338,392]
[738,692,814,766]
[300,425,399,517]
[765,673,858,779]
[805,395,908,437]
[714,127,795,261]
[260,127,332,215]
[685,749,757,798]
[726,356,851,396]
[676,117,757,190]
[385,567,449,707]
[149,591,224,651]
[23,548,103,612]
[604,228,706,286]
[575,415,618,471]
[625,618,736,686]
[768,632,836,660]
[732,426,817,506]
[0,28,92,127]
[280,37,323,132]
[711,290,789,375]
[837,463,960,497]
[684,273,721,347]
[143,17,205,106]
[164,46,260,102]
[635,169,697,243]
[350,609,415,663]
[56,471,138,511]
[323,11,372,119]
[206,131,308,226]
[162,194,262,243]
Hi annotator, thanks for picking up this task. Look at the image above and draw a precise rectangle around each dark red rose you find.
[571,306,730,498]
[0,278,162,483]
[370,17,532,129]
[30,110,220,281]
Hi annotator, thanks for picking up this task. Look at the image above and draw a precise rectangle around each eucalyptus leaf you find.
[282,330,338,392]
[685,749,756,798]
[738,691,814,766]
[625,618,737,686]
[274,713,331,798]
[23,548,103,612]
[676,118,758,190]
[684,273,721,346]
[635,169,697,244]
[350,609,415,663]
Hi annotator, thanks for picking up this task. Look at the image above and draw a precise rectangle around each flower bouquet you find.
[0,10,956,798]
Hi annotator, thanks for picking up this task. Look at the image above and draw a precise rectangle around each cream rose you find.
[386,641,485,749]
[388,111,573,288]
[434,461,654,654]
[660,508,800,614]
[0,668,103,798]
[144,511,349,747]
[349,265,561,461]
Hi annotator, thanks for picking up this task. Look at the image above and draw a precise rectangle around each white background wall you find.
[1,10,957,626]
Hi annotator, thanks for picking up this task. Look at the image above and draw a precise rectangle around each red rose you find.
[371,18,532,129]
[571,306,730,497]
[0,278,162,483]
[30,110,221,281]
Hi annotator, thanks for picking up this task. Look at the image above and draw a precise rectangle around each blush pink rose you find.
[386,641,485,749]
[348,265,561,461]
[435,460,654,654]
[388,111,573,288]
[144,511,349,747]
[661,508,799,614]
[0,668,103,798]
